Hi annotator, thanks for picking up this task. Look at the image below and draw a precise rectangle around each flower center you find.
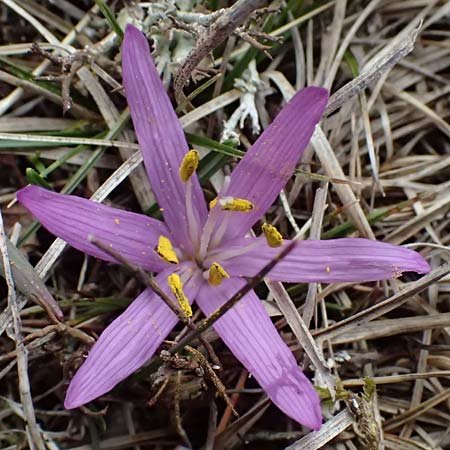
[176,152,275,288]
[198,196,255,261]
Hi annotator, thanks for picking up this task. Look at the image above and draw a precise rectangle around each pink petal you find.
[216,87,328,242]
[65,264,202,408]
[122,25,207,251]
[195,278,322,429]
[211,237,430,282]
[17,185,169,273]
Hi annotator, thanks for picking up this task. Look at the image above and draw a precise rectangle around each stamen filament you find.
[205,240,262,265]
[198,178,232,259]
[185,180,200,250]
[209,213,230,249]
[199,204,221,260]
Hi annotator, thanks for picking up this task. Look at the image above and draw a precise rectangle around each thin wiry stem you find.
[169,240,297,355]
[173,0,268,103]
[0,210,46,450]
[314,263,450,343]
[89,235,220,368]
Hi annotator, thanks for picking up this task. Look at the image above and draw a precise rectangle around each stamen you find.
[206,239,262,265]
[219,196,254,212]
[186,179,200,249]
[208,262,230,286]
[209,213,230,249]
[262,223,284,247]
[209,197,218,209]
[168,273,192,317]
[155,236,179,264]
[179,149,199,183]
[198,178,231,260]
[198,202,221,260]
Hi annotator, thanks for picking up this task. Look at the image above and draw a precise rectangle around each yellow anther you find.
[209,197,218,209]
[325,266,331,273]
[179,149,199,183]
[219,196,254,212]
[208,262,230,286]
[262,223,284,247]
[155,236,179,264]
[168,273,192,317]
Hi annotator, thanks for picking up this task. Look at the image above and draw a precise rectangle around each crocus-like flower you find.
[17,25,430,430]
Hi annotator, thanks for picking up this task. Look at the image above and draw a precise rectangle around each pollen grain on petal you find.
[155,235,179,264]
[168,273,192,317]
[208,262,230,286]
[179,149,200,183]
[262,223,283,247]
[219,196,254,212]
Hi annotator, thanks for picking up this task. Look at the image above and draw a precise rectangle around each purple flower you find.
[17,25,430,430]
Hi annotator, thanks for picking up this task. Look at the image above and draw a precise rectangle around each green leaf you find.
[344,49,360,77]
[25,168,53,190]
[187,133,245,158]
[188,133,344,183]
[198,151,231,182]
[95,0,124,41]
[69,296,131,324]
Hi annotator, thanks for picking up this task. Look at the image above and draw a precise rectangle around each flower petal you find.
[211,237,431,283]
[17,185,168,272]
[196,278,322,429]
[217,87,328,242]
[65,264,201,409]
[122,25,207,250]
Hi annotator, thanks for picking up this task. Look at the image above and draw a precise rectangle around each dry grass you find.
[0,0,449,449]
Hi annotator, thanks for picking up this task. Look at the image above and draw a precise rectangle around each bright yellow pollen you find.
[209,197,218,209]
[262,223,284,247]
[168,273,192,317]
[208,262,230,286]
[326,266,331,273]
[155,236,179,264]
[219,197,254,212]
[179,149,199,183]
